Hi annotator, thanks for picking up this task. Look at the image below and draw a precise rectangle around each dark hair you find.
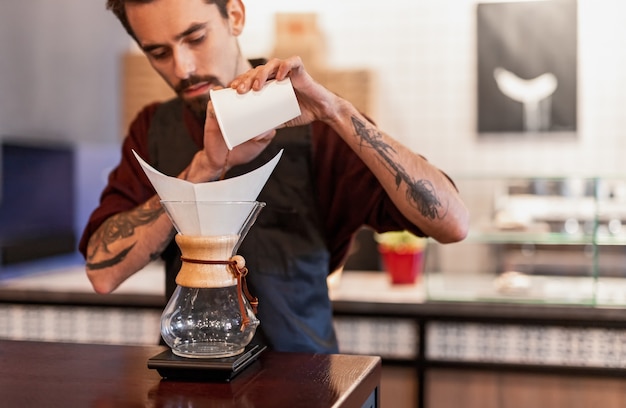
[106,0,229,40]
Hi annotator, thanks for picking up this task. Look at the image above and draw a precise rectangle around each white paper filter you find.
[160,201,259,236]
[133,149,282,235]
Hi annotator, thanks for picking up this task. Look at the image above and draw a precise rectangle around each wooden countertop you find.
[0,340,381,408]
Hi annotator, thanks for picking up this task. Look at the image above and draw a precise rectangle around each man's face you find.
[126,0,244,117]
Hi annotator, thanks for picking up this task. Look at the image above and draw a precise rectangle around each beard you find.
[175,75,223,120]
[185,93,210,121]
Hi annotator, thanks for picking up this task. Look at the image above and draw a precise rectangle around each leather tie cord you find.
[179,256,258,331]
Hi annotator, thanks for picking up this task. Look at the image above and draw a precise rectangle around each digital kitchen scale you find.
[147,344,267,382]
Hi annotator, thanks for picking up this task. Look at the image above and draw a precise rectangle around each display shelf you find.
[425,175,626,307]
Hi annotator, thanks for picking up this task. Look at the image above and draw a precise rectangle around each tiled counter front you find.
[0,304,161,345]
[334,316,418,360]
[426,322,626,370]
[331,272,626,373]
[336,318,625,370]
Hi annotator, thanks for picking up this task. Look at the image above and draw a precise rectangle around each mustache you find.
[174,75,222,94]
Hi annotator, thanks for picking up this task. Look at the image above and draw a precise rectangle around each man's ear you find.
[227,0,246,36]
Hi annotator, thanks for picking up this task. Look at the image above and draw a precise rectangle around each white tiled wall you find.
[334,316,418,359]
[0,304,161,346]
[428,321,626,369]
[241,1,626,177]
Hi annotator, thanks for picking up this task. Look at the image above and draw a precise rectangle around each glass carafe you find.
[159,201,264,358]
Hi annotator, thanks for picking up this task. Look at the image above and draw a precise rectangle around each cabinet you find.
[424,175,626,306]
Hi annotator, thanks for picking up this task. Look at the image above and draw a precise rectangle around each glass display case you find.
[424,175,626,306]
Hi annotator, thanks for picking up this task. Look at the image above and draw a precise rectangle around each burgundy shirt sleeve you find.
[78,102,161,258]
[311,121,428,271]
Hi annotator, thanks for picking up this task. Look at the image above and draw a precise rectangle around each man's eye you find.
[188,35,205,45]
[150,50,169,60]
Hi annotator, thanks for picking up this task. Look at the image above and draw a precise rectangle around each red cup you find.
[379,247,424,284]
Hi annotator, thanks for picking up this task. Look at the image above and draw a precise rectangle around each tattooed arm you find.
[337,112,469,242]
[230,57,469,243]
[85,195,176,294]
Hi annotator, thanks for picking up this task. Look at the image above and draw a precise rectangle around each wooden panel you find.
[312,68,374,117]
[426,369,626,408]
[272,12,327,70]
[122,53,174,137]
[381,365,418,408]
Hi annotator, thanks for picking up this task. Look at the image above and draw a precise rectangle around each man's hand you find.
[184,96,276,183]
[229,56,346,128]
[204,99,276,174]
[188,55,341,183]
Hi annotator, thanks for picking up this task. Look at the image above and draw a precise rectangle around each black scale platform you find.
[147,344,267,382]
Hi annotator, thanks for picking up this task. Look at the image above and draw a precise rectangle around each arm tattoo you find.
[86,202,165,268]
[87,244,135,270]
[351,116,447,220]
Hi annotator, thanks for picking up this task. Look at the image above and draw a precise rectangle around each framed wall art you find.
[477,0,577,138]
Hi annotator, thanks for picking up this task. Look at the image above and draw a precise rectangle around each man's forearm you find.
[328,101,469,243]
[86,196,175,293]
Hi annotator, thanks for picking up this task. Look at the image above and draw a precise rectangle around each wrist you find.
[326,98,358,130]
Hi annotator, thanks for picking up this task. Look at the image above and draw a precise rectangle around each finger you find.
[246,66,272,93]
[206,101,216,119]
[230,67,261,92]
[251,129,276,142]
[232,60,281,93]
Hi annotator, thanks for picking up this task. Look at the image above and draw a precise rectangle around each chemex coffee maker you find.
[134,150,283,381]
[160,200,264,359]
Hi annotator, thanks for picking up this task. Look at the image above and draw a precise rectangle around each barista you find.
[79,0,469,353]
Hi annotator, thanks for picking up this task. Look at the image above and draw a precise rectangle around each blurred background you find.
[1,1,625,255]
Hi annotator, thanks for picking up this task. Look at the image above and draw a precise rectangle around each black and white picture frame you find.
[477,0,577,138]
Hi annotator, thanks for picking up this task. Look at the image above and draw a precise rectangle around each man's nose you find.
[173,47,195,79]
